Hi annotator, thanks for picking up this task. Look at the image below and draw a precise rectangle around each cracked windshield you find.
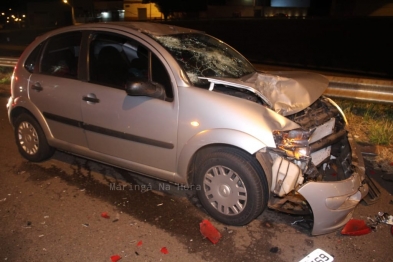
[151,33,255,87]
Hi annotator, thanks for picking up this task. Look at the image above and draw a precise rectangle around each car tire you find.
[194,148,268,226]
[14,114,55,162]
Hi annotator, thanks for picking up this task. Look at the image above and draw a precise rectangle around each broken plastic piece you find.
[136,240,143,247]
[199,219,222,244]
[110,255,121,262]
[341,219,371,236]
[101,212,110,219]
[160,247,169,254]
[376,212,393,225]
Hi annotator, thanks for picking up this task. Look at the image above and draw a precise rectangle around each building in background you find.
[207,0,309,18]
[123,1,162,20]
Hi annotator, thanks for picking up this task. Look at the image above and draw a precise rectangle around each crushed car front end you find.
[264,96,370,235]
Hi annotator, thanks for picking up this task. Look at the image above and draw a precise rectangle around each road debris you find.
[270,247,279,253]
[160,247,169,254]
[341,219,371,236]
[136,240,143,247]
[157,203,163,206]
[368,212,393,226]
[299,248,334,262]
[101,212,110,219]
[199,219,222,244]
[110,254,122,262]
[0,198,6,202]
[82,223,89,227]
[112,213,120,223]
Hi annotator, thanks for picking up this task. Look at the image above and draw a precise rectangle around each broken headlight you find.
[273,129,313,160]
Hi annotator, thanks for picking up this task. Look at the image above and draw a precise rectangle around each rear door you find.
[28,31,87,147]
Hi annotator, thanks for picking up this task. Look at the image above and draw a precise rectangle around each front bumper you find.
[297,171,368,235]
[297,134,369,235]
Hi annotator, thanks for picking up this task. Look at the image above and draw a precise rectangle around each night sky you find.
[0,0,57,11]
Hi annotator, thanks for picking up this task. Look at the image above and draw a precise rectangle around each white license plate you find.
[299,248,334,262]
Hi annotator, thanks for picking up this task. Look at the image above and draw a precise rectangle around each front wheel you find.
[194,148,268,226]
[14,114,55,162]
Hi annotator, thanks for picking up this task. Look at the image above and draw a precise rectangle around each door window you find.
[24,43,43,73]
[40,31,82,79]
[88,32,173,101]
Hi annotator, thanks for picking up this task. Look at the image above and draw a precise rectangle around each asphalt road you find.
[0,83,392,262]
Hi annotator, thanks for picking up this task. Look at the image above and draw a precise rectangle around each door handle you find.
[31,82,43,92]
[82,95,100,104]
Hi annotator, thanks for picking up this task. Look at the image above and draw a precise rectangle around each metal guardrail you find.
[326,77,393,104]
[0,57,18,68]
[1,56,393,103]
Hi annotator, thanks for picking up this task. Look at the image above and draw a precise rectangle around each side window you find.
[24,43,43,73]
[88,32,173,100]
[89,33,140,89]
[40,31,81,79]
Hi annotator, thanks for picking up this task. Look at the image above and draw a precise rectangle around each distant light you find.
[9,8,11,11]
[22,15,26,17]
[11,15,15,18]
[63,0,68,4]
[101,12,109,18]
[1,13,4,15]
[190,121,199,127]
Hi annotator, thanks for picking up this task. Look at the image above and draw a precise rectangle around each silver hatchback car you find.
[7,22,375,235]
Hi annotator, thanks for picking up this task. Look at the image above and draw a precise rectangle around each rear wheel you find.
[14,114,54,162]
[194,148,268,225]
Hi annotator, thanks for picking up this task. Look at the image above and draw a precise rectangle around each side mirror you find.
[125,78,166,100]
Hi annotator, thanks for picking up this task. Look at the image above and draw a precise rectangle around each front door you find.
[81,32,178,177]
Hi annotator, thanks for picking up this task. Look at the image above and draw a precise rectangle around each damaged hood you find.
[201,71,329,116]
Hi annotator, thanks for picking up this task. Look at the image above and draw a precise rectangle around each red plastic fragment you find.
[101,212,110,219]
[136,240,143,247]
[110,255,121,262]
[199,219,222,244]
[341,219,372,236]
[160,247,169,254]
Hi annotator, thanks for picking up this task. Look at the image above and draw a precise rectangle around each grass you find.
[336,99,393,146]
[0,67,13,84]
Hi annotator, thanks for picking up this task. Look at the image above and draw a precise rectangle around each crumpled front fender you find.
[297,172,369,235]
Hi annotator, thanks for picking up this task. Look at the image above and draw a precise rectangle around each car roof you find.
[72,22,204,36]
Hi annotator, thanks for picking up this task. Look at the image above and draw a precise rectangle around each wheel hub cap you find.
[203,165,247,216]
[18,121,39,155]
